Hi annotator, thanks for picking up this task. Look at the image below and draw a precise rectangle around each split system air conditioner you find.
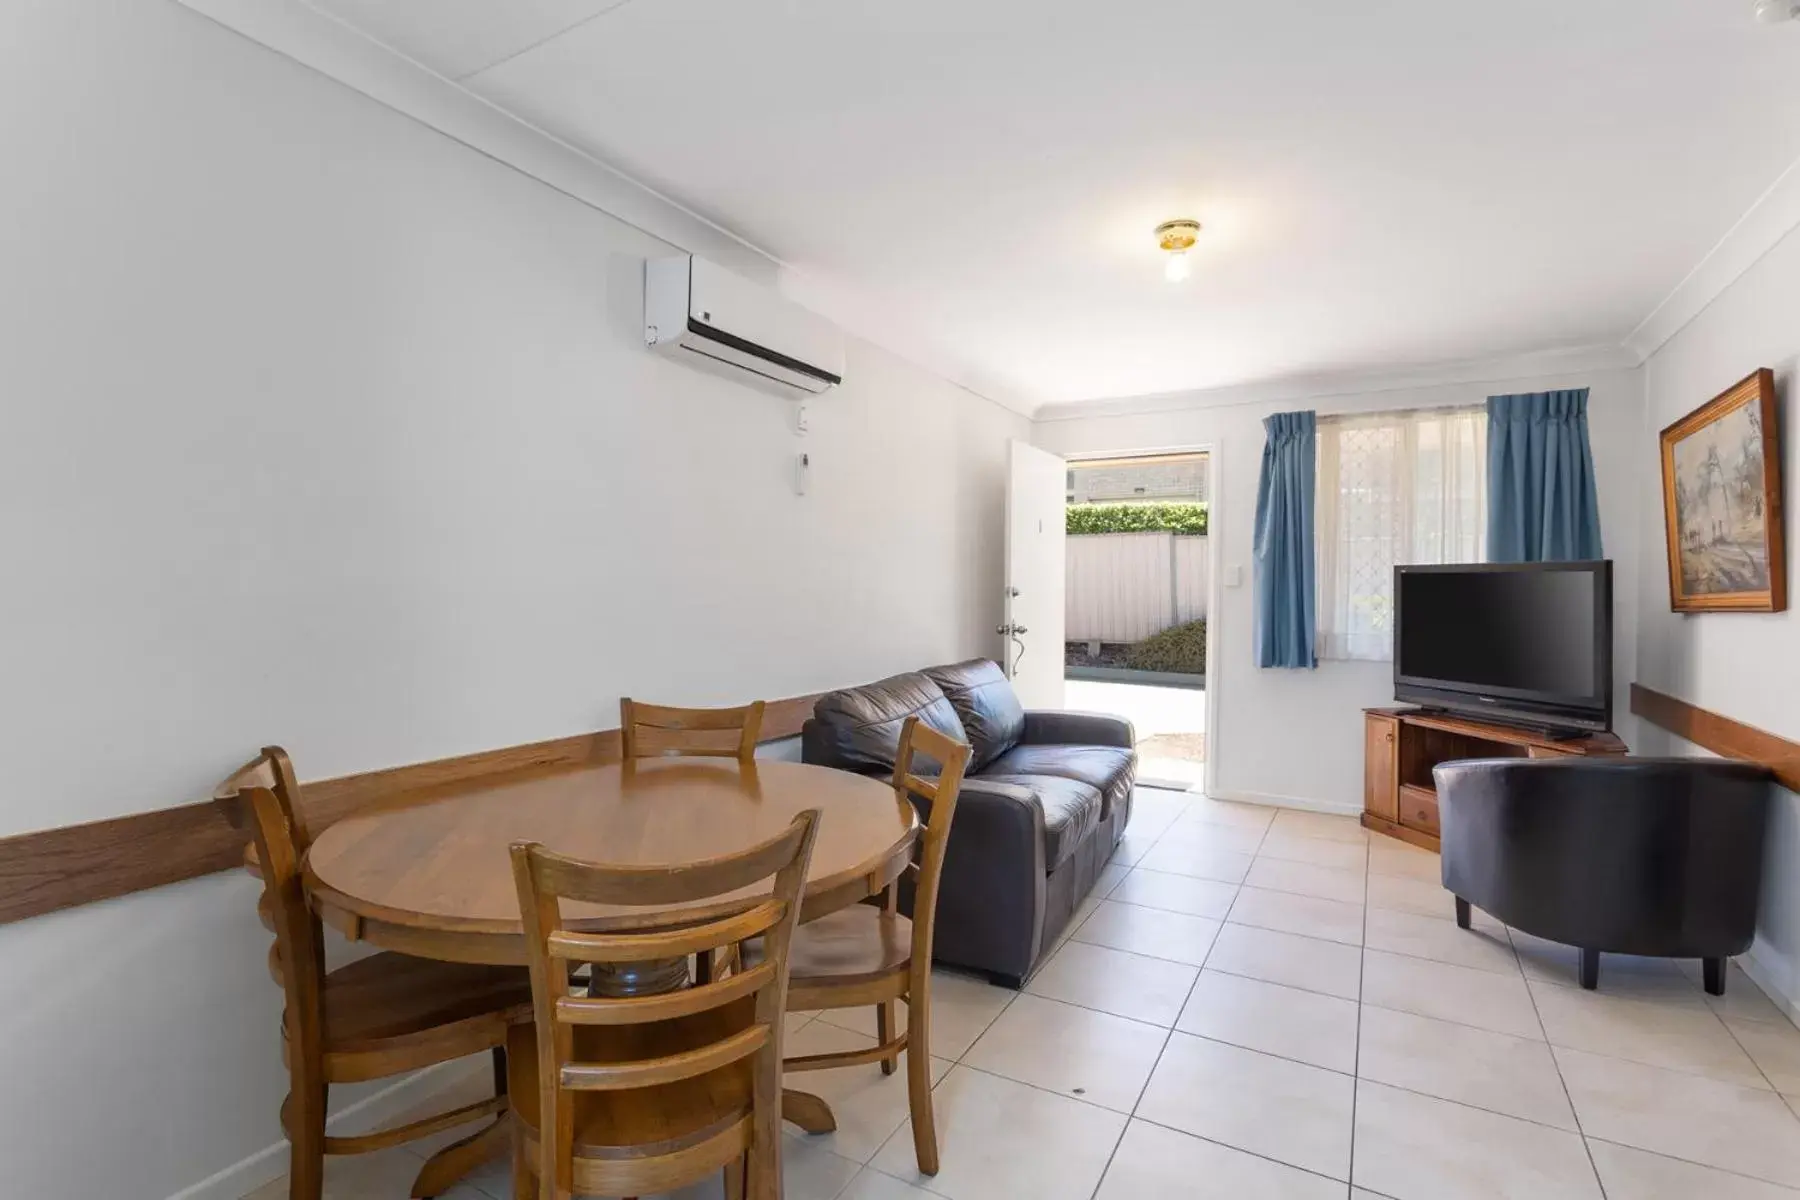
[645,255,845,395]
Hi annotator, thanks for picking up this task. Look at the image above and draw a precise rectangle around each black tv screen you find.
[1394,561,1612,732]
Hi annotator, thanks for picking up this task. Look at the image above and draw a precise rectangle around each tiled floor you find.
[246,788,1800,1199]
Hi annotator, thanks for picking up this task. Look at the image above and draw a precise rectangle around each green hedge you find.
[1125,619,1207,675]
[1067,502,1208,536]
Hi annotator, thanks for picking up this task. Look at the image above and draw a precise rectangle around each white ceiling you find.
[308,0,1800,410]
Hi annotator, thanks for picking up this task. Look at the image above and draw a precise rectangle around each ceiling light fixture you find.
[1754,0,1799,22]
[1156,219,1201,283]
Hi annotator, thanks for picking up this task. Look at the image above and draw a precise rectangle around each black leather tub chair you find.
[1434,757,1773,994]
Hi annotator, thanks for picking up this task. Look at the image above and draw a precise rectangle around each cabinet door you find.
[1365,714,1400,822]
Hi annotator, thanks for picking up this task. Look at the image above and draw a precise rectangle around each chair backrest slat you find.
[553,961,775,1027]
[558,1025,770,1092]
[545,900,784,964]
[620,698,766,761]
[511,808,818,1193]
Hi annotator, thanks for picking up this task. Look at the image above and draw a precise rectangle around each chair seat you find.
[506,1000,756,1160]
[787,905,914,987]
[320,952,532,1051]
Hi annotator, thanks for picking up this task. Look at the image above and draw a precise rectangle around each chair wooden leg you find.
[876,1000,898,1076]
[906,982,939,1176]
[288,1079,327,1200]
[724,1152,746,1200]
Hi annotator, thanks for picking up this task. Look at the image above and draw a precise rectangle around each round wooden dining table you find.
[303,756,916,1191]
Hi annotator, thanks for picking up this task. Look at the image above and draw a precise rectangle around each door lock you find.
[996,622,1029,636]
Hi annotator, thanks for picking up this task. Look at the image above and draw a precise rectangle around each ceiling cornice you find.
[1626,151,1800,362]
[171,0,1039,418]
[1033,343,1642,423]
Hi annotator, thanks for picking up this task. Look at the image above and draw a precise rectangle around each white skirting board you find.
[164,1057,489,1200]
[1202,786,1361,818]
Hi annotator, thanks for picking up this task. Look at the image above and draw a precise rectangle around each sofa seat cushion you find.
[974,773,1103,870]
[810,672,968,773]
[922,659,1025,770]
[984,744,1135,821]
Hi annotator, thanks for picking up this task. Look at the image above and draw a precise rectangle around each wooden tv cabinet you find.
[1363,708,1627,852]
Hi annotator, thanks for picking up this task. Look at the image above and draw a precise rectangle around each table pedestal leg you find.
[587,956,692,997]
[410,1115,509,1198]
[782,1088,838,1134]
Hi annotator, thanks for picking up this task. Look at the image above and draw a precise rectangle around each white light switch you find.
[1226,564,1244,588]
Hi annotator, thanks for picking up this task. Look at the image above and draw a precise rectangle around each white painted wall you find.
[0,4,1025,1197]
[1633,222,1800,1020]
[1035,368,1644,813]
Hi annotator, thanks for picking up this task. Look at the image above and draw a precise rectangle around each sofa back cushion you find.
[923,659,1026,771]
[810,671,968,773]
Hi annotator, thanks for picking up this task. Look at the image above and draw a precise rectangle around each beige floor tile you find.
[1363,905,1518,975]
[1206,921,1363,1000]
[1586,1139,1800,1200]
[1178,796,1279,833]
[1361,950,1543,1039]
[1093,1118,1345,1200]
[1352,1080,1602,1200]
[1509,929,1708,1004]
[817,968,1013,1059]
[1136,1032,1355,1180]
[1109,867,1239,919]
[1093,861,1131,899]
[1228,886,1365,946]
[779,1020,953,1163]
[1677,960,1794,1024]
[1366,838,1441,882]
[1729,1017,1800,1093]
[962,993,1169,1113]
[768,1135,865,1200]
[1269,809,1368,844]
[1365,872,1457,920]
[1111,829,1157,866]
[870,1065,1127,1200]
[833,1166,948,1199]
[1024,939,1199,1027]
[1127,788,1194,838]
[1258,832,1370,872]
[1138,838,1255,883]
[1071,898,1222,966]
[1155,819,1269,857]
[1245,857,1367,904]
[1555,1046,1800,1188]
[1529,980,1767,1088]
[1176,970,1358,1072]
[1356,1004,1576,1129]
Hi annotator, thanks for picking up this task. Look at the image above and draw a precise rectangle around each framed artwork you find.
[1659,368,1786,612]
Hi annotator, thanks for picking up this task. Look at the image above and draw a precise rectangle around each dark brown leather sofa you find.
[802,659,1136,987]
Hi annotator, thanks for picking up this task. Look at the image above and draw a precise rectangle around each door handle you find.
[997,623,1028,674]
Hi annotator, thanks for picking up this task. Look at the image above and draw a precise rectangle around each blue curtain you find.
[1486,390,1603,562]
[1254,410,1317,668]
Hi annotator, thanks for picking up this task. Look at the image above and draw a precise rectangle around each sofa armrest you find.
[919,778,1049,983]
[1020,709,1135,749]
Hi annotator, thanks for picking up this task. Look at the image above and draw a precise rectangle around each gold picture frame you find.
[1659,368,1786,613]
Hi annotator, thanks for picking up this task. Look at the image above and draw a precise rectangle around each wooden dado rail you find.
[1630,684,1800,793]
[0,692,826,928]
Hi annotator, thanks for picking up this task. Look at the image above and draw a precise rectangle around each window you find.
[1316,407,1486,661]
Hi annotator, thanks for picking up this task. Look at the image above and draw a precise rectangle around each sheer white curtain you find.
[1316,407,1487,661]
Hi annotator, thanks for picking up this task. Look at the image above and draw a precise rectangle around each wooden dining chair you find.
[216,747,533,1200]
[507,810,818,1200]
[781,717,970,1175]
[619,697,766,760]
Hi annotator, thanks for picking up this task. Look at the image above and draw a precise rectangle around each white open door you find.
[1003,440,1067,709]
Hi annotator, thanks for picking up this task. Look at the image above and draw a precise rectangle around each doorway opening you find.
[1063,450,1211,790]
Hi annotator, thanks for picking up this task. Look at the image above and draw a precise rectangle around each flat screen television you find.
[1393,561,1613,734]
